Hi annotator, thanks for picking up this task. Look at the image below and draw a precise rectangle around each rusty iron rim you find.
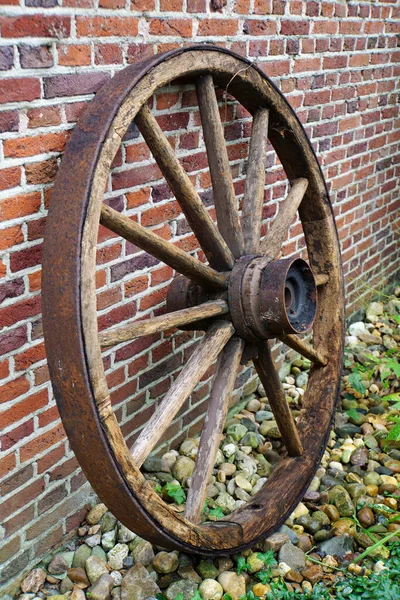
[42,45,345,554]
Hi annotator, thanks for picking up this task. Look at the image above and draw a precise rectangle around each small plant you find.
[236,555,252,574]
[164,482,186,505]
[208,507,225,519]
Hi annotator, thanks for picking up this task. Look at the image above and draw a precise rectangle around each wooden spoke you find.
[278,334,327,367]
[99,299,229,348]
[260,178,309,258]
[135,105,234,272]
[254,342,303,457]
[130,321,234,467]
[196,74,244,258]
[100,204,227,291]
[242,108,269,255]
[185,337,244,524]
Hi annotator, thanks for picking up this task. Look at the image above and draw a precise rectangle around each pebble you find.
[107,544,129,570]
[85,556,109,585]
[278,543,306,572]
[234,474,252,492]
[217,572,246,600]
[153,551,179,574]
[89,573,115,600]
[86,504,108,526]
[20,570,47,594]
[198,579,223,600]
[121,564,160,600]
[48,555,68,576]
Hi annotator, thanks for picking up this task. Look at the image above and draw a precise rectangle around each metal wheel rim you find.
[42,45,345,554]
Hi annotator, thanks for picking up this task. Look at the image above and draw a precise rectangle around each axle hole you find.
[284,286,292,309]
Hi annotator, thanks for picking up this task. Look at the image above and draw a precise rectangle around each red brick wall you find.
[1,0,400,591]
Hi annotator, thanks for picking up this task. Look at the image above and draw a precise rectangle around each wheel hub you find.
[167,256,317,342]
[228,256,317,342]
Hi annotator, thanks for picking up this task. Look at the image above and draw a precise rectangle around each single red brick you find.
[37,443,65,474]
[3,505,34,538]
[1,16,71,38]
[187,0,206,11]
[112,163,162,191]
[0,166,21,192]
[27,105,61,128]
[124,274,149,298]
[339,20,360,34]
[160,0,182,8]
[96,286,122,311]
[130,0,155,8]
[303,89,331,106]
[10,243,42,273]
[20,423,65,463]
[0,77,40,104]
[125,142,151,164]
[3,130,70,158]
[0,109,19,132]
[1,464,34,497]
[280,20,309,35]
[349,53,370,68]
[0,388,47,430]
[14,342,46,371]
[94,43,122,65]
[253,0,272,13]
[0,295,41,328]
[156,112,189,131]
[57,43,91,66]
[0,325,27,355]
[44,71,110,99]
[0,535,20,564]
[76,16,139,37]
[197,18,237,36]
[126,43,154,63]
[0,277,24,304]
[294,56,321,72]
[96,242,122,265]
[1,419,34,451]
[0,452,16,479]
[0,359,9,380]
[25,157,58,185]
[313,20,338,34]
[244,19,276,35]
[19,45,53,69]
[100,0,125,6]
[151,265,173,286]
[0,46,13,70]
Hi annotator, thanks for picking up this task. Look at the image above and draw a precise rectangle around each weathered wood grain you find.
[99,299,229,347]
[242,108,269,254]
[254,341,303,457]
[278,333,327,366]
[185,337,244,523]
[130,320,234,467]
[260,178,309,257]
[196,74,244,258]
[135,104,234,271]
[100,203,227,291]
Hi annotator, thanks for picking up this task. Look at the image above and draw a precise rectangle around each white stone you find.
[108,543,129,570]
[291,502,309,520]
[348,322,367,337]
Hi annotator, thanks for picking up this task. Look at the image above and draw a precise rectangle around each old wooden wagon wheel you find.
[42,45,345,554]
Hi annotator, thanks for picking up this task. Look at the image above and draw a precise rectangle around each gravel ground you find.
[11,286,400,600]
